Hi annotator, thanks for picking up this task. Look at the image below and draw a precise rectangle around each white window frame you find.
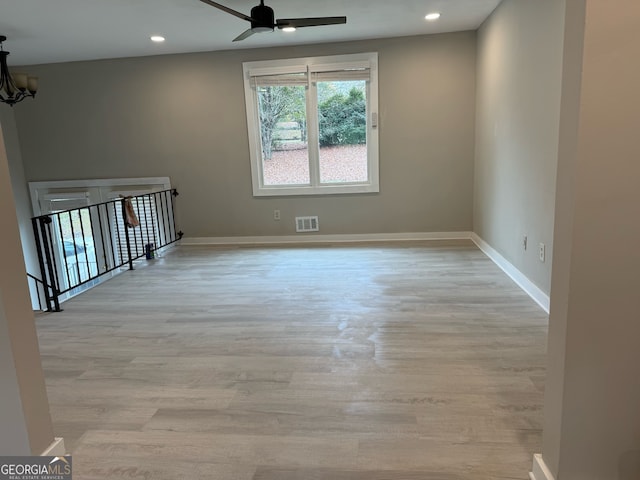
[29,177,171,216]
[243,52,379,197]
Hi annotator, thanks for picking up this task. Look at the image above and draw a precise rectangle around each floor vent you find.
[295,216,319,233]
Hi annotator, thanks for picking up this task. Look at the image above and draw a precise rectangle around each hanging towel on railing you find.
[120,195,140,228]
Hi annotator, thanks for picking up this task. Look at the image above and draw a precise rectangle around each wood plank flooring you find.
[35,241,548,479]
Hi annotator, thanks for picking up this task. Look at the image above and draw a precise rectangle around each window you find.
[243,53,379,196]
[39,192,98,298]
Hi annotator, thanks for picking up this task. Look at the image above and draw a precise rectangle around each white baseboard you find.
[40,437,65,456]
[530,454,555,480]
[470,233,550,313]
[181,231,473,246]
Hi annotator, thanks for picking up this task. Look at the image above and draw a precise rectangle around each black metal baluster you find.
[68,210,82,286]
[32,218,54,311]
[40,216,62,312]
[134,196,142,258]
[112,200,124,265]
[105,201,119,268]
[142,194,151,249]
[79,207,91,280]
[153,192,163,248]
[95,204,109,273]
[56,212,72,290]
[162,190,171,242]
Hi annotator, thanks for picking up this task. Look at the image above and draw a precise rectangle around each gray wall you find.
[543,0,640,478]
[0,124,55,455]
[474,0,565,293]
[0,108,41,308]
[0,295,31,455]
[14,33,477,238]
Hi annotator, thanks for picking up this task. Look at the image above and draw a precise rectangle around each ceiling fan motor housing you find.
[250,3,275,32]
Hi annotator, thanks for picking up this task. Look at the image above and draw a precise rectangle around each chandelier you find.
[0,35,38,107]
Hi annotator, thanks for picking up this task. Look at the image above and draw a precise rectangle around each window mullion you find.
[306,77,321,188]
[366,80,372,184]
[367,71,380,189]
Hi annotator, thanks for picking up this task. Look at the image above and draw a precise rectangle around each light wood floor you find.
[36,241,548,479]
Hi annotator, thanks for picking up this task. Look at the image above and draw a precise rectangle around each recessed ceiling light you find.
[150,35,166,43]
[425,13,441,21]
[282,26,296,33]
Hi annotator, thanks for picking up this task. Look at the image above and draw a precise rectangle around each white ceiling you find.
[0,0,501,66]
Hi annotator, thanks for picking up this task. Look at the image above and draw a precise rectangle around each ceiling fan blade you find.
[233,28,257,42]
[276,17,347,29]
[199,0,253,22]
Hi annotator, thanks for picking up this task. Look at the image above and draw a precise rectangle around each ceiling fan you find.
[199,0,347,42]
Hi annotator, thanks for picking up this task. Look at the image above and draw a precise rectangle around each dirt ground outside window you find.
[263,144,367,185]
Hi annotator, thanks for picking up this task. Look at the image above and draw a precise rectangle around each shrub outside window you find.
[242,53,379,196]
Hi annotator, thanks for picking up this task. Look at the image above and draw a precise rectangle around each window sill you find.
[252,182,380,197]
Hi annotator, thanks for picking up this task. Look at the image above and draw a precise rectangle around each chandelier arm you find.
[11,93,27,105]
[1,54,18,100]
[0,37,36,107]
[0,89,30,106]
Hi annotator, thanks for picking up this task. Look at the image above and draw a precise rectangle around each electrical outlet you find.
[539,243,546,262]
[273,209,281,221]
[523,235,528,251]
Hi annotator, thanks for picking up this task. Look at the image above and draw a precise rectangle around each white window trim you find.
[243,53,379,197]
[29,177,171,216]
